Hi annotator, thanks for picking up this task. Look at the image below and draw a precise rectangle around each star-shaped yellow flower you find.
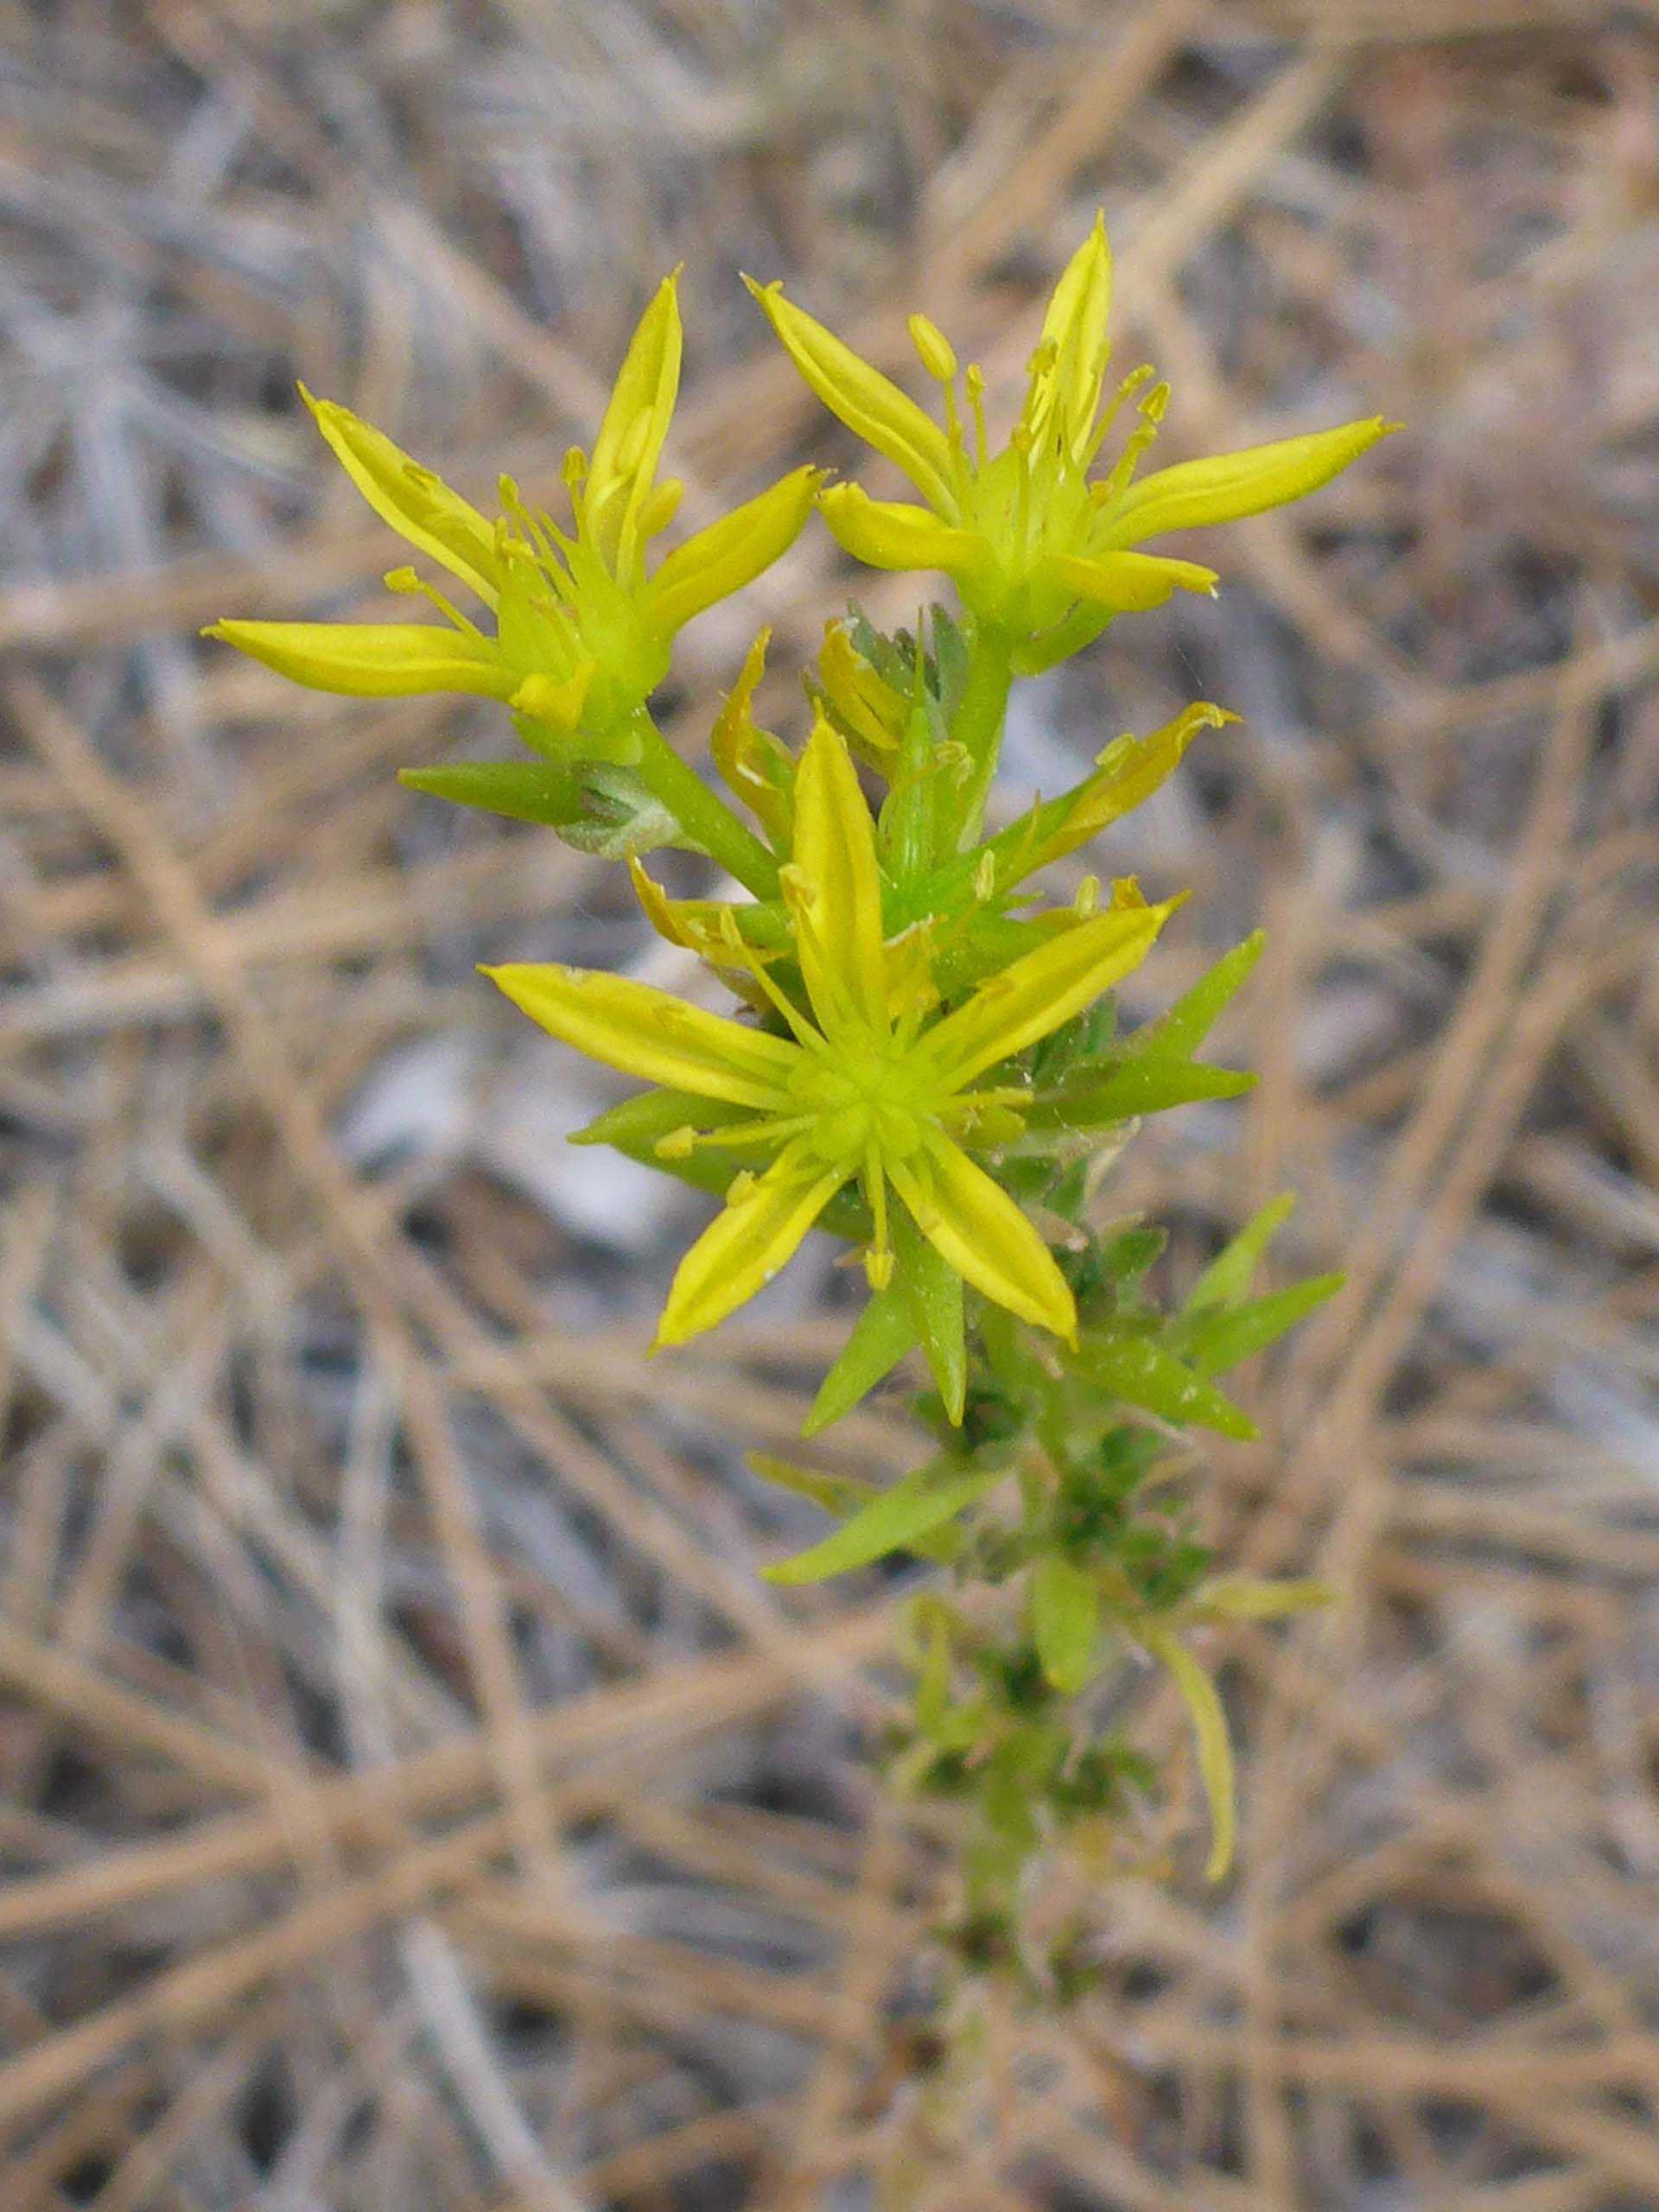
[486,717,1173,1348]
[749,214,1393,662]
[208,272,820,760]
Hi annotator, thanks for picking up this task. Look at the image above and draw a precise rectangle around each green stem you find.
[948,620,1016,849]
[629,711,779,899]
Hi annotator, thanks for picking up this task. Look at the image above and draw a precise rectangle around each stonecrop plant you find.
[212,219,1388,2000]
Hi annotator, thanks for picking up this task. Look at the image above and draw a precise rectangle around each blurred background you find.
[3,1,1658,2205]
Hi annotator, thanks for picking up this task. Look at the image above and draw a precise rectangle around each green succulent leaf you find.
[1174,1273,1344,1376]
[1076,1324,1257,1440]
[1185,1192,1298,1312]
[1028,1554,1101,1693]
[1136,931,1264,1059]
[763,1460,1004,1584]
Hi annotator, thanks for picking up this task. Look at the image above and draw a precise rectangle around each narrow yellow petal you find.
[887,1131,1075,1341]
[1028,212,1113,462]
[788,717,889,1035]
[1103,417,1395,545]
[204,619,516,700]
[586,271,683,571]
[744,278,957,514]
[300,388,499,607]
[656,1139,853,1344]
[710,630,795,847]
[1046,550,1217,613]
[818,485,994,586]
[645,467,821,636]
[483,963,798,1109]
[920,899,1173,1090]
[989,702,1235,884]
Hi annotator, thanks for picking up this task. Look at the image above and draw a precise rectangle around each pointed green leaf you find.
[1076,1325,1256,1440]
[744,1452,877,1521]
[1138,932,1264,1059]
[1028,1554,1100,1693]
[1137,1620,1236,1882]
[1024,1058,1255,1132]
[1185,1192,1297,1313]
[762,1460,1003,1585]
[1177,1273,1344,1376]
[1187,1576,1336,1623]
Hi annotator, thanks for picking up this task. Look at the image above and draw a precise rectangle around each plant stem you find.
[950,620,1016,848]
[629,711,779,898]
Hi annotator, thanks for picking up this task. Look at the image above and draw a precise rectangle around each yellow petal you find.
[1046,550,1217,613]
[645,467,821,636]
[920,900,1173,1091]
[1103,417,1395,544]
[299,388,499,607]
[656,1139,853,1344]
[1027,212,1113,463]
[989,702,1235,884]
[204,619,516,699]
[788,716,888,1035]
[510,659,595,736]
[744,278,957,514]
[815,620,906,759]
[887,1130,1075,1341]
[586,271,683,573]
[710,630,795,847]
[818,485,993,586]
[482,963,798,1109]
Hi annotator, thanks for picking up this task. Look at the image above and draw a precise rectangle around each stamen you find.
[1083,362,1156,469]
[862,1143,893,1291]
[965,365,989,470]
[658,1114,816,1156]
[717,908,827,1056]
[383,566,482,635]
[1073,873,1099,915]
[974,850,997,901]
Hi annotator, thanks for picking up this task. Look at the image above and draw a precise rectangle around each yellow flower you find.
[486,717,1173,1347]
[207,273,821,760]
[749,215,1393,660]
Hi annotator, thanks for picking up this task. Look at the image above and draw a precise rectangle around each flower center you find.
[791,1039,930,1166]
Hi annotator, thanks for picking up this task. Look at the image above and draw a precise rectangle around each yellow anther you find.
[1073,873,1099,916]
[561,446,587,486]
[974,850,997,900]
[655,1126,697,1160]
[907,313,957,382]
[384,565,421,594]
[863,1245,896,1292]
[637,477,683,537]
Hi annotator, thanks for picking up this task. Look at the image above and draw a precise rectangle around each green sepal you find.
[803,1281,918,1436]
[894,1207,966,1424]
[569,1087,749,1151]
[1173,1273,1344,1376]
[1136,931,1264,1059]
[1023,1057,1255,1133]
[1028,1554,1100,1693]
[1185,1192,1295,1312]
[572,1088,868,1237]
[1074,1323,1257,1440]
[398,760,583,828]
[763,1459,1003,1584]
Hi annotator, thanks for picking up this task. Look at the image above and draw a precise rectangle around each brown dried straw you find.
[2,3,1656,2206]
